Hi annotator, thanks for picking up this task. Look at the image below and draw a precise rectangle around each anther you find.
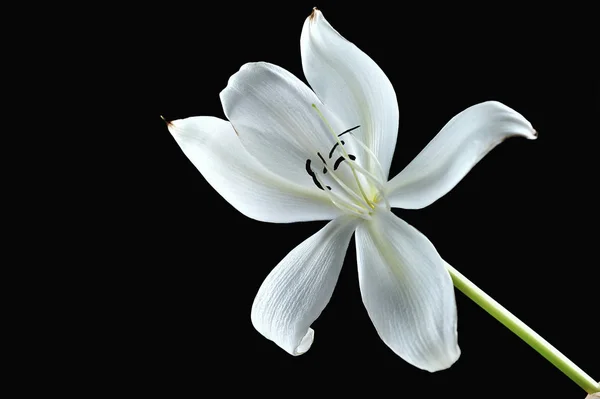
[306,159,330,190]
[316,152,328,174]
[305,159,313,175]
[338,125,361,137]
[328,140,345,159]
[312,175,327,190]
[333,154,356,170]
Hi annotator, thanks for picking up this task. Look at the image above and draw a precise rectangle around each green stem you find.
[445,263,599,394]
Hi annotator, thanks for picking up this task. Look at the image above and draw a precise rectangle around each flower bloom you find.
[166,9,536,371]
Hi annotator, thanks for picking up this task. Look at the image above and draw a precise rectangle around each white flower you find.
[166,9,536,372]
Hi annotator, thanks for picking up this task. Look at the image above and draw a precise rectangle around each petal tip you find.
[530,128,538,139]
[162,116,181,137]
[309,7,321,22]
[422,344,461,372]
[293,328,315,355]
[520,126,537,141]
[160,115,173,128]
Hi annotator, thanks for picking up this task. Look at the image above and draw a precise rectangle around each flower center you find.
[306,105,390,220]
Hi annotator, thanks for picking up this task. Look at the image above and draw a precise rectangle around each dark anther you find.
[328,140,345,159]
[306,159,329,191]
[317,152,326,164]
[312,176,325,190]
[333,156,344,170]
[316,152,328,174]
[333,154,357,170]
[305,159,313,175]
[338,125,361,137]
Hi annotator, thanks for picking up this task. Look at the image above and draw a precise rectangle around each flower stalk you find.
[446,263,599,394]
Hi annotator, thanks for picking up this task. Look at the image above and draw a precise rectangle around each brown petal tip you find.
[309,7,319,21]
[160,115,173,127]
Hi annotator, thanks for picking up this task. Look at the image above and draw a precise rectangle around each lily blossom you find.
[166,9,536,372]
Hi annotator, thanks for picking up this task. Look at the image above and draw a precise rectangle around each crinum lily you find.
[166,8,536,372]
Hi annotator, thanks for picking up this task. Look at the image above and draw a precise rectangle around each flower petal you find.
[301,9,399,179]
[251,216,358,355]
[385,101,537,209]
[167,116,340,223]
[355,209,460,371]
[220,62,348,189]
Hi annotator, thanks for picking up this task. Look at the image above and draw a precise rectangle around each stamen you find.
[312,104,374,209]
[343,133,387,182]
[305,159,330,190]
[328,140,344,159]
[312,172,371,220]
[320,160,372,211]
[337,125,361,137]
[333,154,356,170]
[317,152,327,164]
[328,127,389,207]
[316,152,328,174]
[305,159,313,175]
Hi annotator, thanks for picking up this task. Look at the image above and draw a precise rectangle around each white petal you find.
[167,116,340,223]
[385,101,537,209]
[251,216,358,355]
[220,62,348,189]
[301,9,399,179]
[355,209,460,371]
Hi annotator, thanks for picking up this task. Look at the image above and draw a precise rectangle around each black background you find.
[142,2,598,397]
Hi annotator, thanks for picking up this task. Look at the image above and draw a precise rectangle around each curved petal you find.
[385,101,537,209]
[220,62,349,190]
[251,216,358,355]
[301,9,399,179]
[167,116,340,223]
[355,209,459,371]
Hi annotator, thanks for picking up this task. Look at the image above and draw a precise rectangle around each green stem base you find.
[446,262,599,394]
